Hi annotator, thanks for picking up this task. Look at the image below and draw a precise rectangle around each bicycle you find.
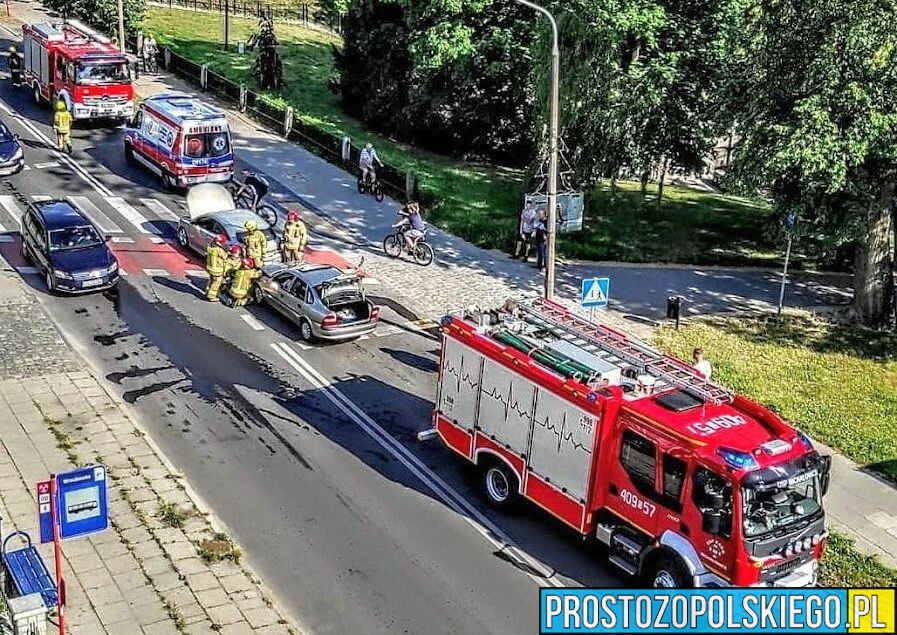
[382,213,434,266]
[357,169,385,203]
[229,170,278,226]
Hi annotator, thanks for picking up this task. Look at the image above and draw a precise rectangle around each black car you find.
[0,117,24,176]
[21,199,119,293]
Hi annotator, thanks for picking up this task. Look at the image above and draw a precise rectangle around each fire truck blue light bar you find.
[539,588,895,634]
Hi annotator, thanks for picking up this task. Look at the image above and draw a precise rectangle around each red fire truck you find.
[22,20,135,121]
[429,298,832,588]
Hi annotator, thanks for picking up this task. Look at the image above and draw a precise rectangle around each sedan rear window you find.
[49,225,103,252]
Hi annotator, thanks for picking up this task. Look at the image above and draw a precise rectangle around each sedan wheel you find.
[299,319,314,342]
[21,241,31,263]
[177,226,189,248]
[45,271,56,293]
[252,285,265,305]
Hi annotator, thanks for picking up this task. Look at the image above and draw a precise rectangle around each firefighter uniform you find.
[228,260,261,307]
[224,249,242,277]
[243,221,267,269]
[281,218,308,264]
[53,101,73,153]
[205,242,228,301]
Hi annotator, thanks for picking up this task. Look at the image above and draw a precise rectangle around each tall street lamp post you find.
[117,0,125,51]
[513,0,560,300]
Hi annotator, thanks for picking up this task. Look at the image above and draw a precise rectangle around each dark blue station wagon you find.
[21,199,119,293]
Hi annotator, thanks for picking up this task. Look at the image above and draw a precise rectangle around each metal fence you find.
[148,0,344,33]
[135,40,412,202]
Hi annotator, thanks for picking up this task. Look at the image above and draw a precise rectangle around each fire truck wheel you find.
[32,83,42,105]
[644,554,690,588]
[481,462,518,510]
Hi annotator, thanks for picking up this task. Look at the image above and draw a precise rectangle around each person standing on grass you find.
[693,347,712,380]
[511,201,538,262]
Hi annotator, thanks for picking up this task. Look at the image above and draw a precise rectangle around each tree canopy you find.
[44,0,145,38]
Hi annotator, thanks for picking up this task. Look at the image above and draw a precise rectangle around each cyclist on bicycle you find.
[398,202,425,249]
[359,143,383,186]
[235,171,270,210]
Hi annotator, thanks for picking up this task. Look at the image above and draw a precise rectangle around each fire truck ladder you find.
[516,298,734,405]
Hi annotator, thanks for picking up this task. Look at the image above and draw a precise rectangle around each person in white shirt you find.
[693,347,712,380]
[359,143,382,185]
[511,201,539,262]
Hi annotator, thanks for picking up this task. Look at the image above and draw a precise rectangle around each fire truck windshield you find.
[75,62,130,85]
[741,472,821,538]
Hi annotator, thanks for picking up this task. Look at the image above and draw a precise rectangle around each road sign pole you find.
[49,475,66,635]
[777,232,793,316]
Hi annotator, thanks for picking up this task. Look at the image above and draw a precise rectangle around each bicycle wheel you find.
[383,234,402,258]
[357,178,365,194]
[374,183,385,202]
[257,204,278,226]
[413,242,434,266]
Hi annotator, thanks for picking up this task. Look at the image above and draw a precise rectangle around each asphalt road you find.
[0,42,623,635]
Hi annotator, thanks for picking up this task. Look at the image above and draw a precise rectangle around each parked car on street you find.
[20,199,119,293]
[0,117,25,176]
[176,183,280,263]
[255,263,380,342]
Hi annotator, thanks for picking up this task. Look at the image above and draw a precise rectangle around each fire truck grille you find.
[761,556,804,582]
[84,96,127,105]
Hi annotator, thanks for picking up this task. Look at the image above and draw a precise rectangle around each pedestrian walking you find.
[281,210,308,264]
[693,347,712,380]
[227,258,261,307]
[511,201,538,262]
[533,209,548,272]
[53,99,73,154]
[205,234,229,301]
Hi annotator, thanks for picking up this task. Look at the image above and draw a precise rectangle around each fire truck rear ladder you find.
[516,298,734,405]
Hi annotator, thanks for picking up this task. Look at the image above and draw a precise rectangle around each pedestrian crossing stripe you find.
[0,196,22,224]
[140,198,180,221]
[105,196,164,235]
[581,277,610,308]
[67,196,124,234]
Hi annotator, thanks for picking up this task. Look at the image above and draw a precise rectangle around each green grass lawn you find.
[820,533,897,587]
[144,7,779,267]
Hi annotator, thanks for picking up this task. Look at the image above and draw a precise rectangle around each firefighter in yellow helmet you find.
[224,243,243,278]
[243,219,266,269]
[53,99,73,154]
[281,210,307,264]
[205,234,229,301]
[227,257,261,307]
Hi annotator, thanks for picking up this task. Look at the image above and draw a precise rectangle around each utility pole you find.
[777,210,797,316]
[513,0,560,300]
[117,0,125,52]
[224,0,230,50]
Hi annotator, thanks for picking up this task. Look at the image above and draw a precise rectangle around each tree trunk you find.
[610,168,618,198]
[851,179,895,328]
[657,157,668,204]
[640,169,650,196]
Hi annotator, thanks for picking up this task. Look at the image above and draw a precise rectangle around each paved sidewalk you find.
[0,271,299,634]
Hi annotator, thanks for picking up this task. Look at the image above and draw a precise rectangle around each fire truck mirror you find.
[819,455,832,496]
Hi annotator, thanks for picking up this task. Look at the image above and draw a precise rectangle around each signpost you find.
[777,210,797,316]
[36,466,109,635]
[581,277,610,323]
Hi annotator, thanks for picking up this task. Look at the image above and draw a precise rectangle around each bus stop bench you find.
[2,530,58,611]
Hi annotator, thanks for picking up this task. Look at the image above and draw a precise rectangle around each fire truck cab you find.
[430,298,832,588]
[22,20,135,121]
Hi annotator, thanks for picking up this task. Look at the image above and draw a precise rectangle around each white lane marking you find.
[16,266,39,275]
[140,198,181,222]
[149,235,165,244]
[270,342,566,588]
[67,196,124,234]
[33,161,60,169]
[0,97,113,197]
[0,195,22,225]
[119,269,129,277]
[374,325,403,338]
[0,235,13,242]
[111,236,135,244]
[294,341,311,350]
[362,277,380,285]
[142,268,169,277]
[186,270,209,278]
[240,314,266,331]
[106,196,163,235]
[31,195,51,202]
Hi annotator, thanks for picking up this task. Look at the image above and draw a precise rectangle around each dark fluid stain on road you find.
[106,365,172,383]
[74,308,88,315]
[122,378,185,404]
[101,282,318,467]
[114,352,130,361]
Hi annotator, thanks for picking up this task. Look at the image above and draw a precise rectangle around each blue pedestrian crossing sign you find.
[581,277,610,309]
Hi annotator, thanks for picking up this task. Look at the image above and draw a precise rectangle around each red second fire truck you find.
[430,298,832,588]
[22,20,135,121]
